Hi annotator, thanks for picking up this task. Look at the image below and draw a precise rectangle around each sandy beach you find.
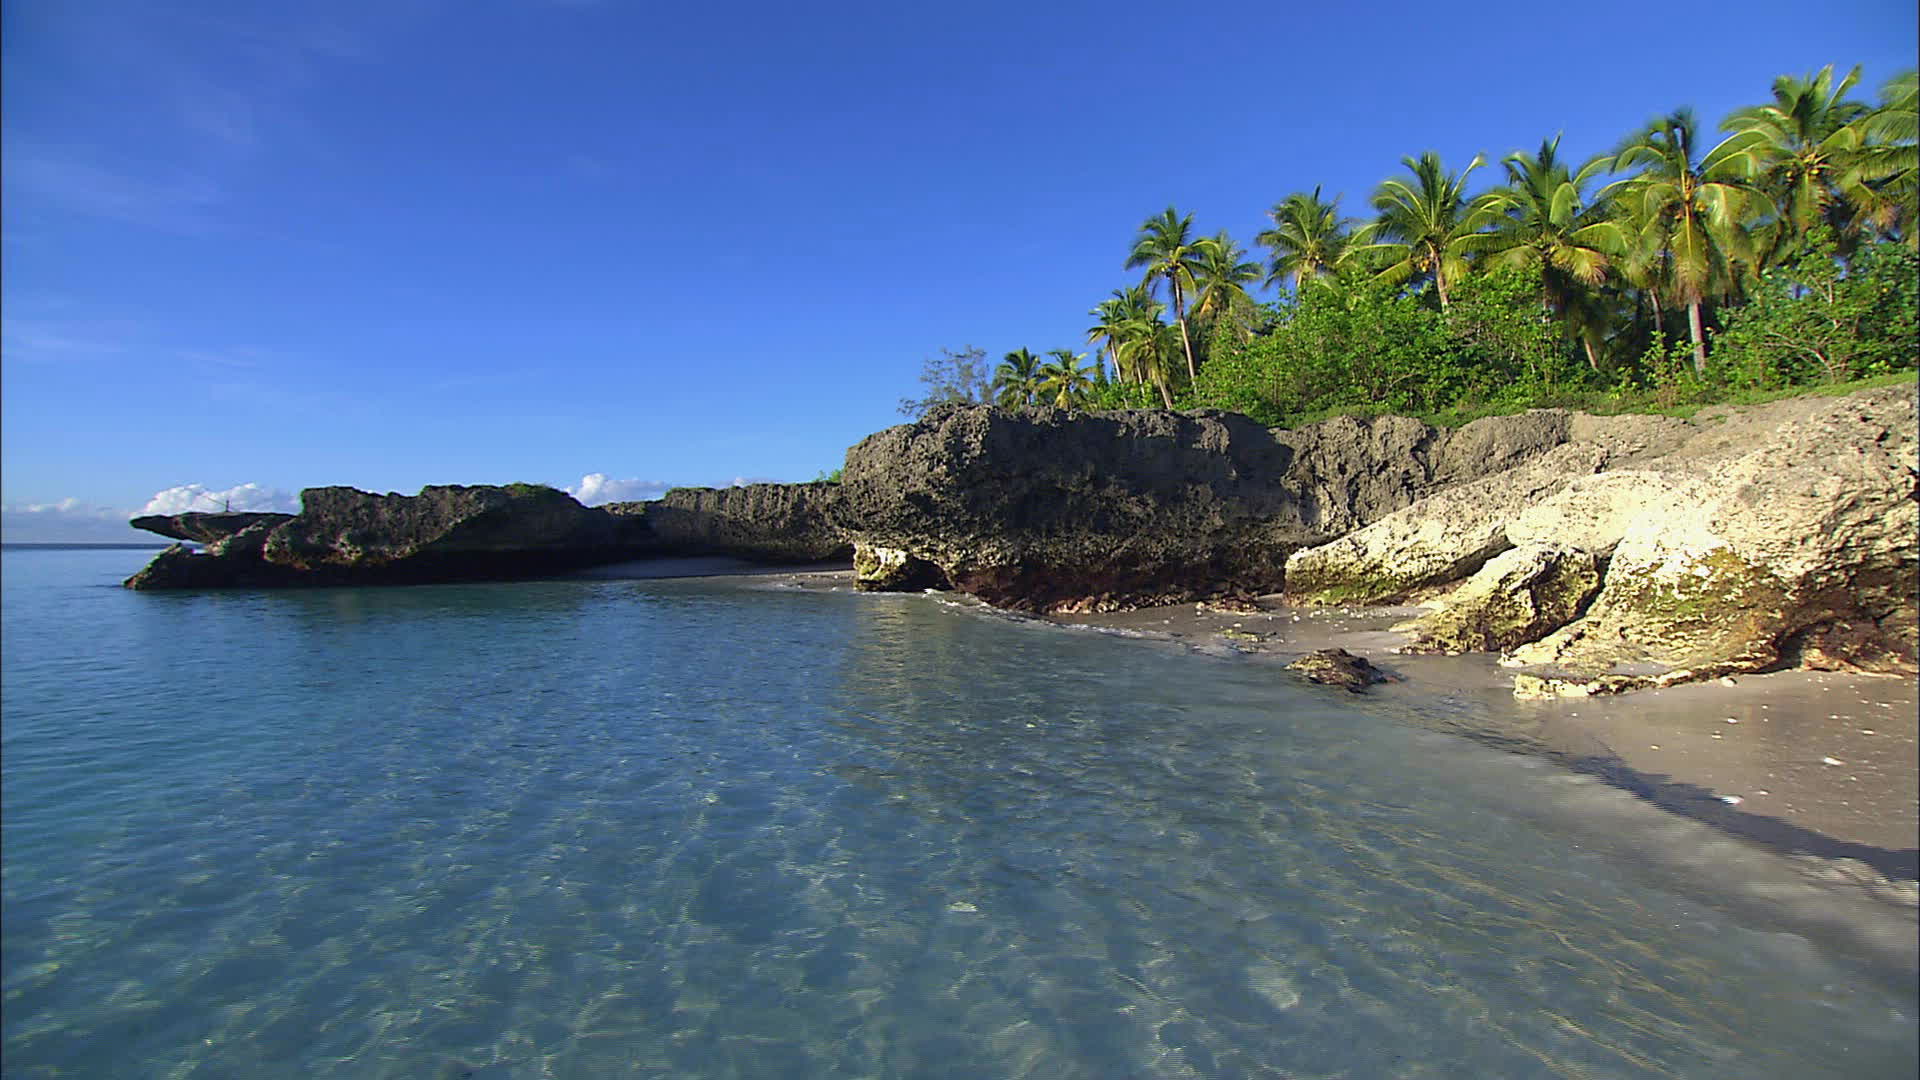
[1044,597,1918,884]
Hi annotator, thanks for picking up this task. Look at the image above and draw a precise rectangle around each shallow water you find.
[4,548,1915,1078]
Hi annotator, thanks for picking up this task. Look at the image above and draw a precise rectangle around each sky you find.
[3,0,1915,541]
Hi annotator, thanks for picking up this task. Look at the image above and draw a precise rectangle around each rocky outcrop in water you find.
[127,511,295,545]
[127,485,633,588]
[1286,648,1390,692]
[126,481,855,590]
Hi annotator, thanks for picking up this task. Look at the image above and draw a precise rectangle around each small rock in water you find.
[947,900,979,914]
[1822,756,1845,766]
[1286,649,1389,693]
[1719,795,1744,805]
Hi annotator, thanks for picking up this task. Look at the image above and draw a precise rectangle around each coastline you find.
[1044,595,1919,884]
[695,563,1917,894]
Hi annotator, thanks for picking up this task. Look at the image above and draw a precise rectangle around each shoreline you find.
[677,563,1918,892]
[1045,595,1920,885]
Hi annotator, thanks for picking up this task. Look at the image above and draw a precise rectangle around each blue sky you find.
[4,0,1914,540]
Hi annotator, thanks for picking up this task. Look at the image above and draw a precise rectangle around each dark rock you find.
[129,511,294,545]
[1286,649,1390,692]
[126,484,634,589]
[836,405,1574,612]
[608,483,850,563]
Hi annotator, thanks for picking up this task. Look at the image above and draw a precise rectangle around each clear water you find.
[4,547,1915,1079]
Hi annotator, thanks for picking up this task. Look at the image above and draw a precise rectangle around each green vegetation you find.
[913,64,1916,426]
[503,482,560,497]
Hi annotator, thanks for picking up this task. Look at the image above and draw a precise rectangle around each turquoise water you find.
[3,547,1915,1078]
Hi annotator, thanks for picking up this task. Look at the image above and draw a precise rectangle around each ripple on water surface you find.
[2,551,1915,1078]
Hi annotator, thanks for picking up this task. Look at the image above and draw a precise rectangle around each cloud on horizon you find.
[567,473,672,505]
[140,482,299,515]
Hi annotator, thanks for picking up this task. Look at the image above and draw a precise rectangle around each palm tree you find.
[1473,137,1626,368]
[1843,69,1918,246]
[1717,65,1872,255]
[1188,231,1263,346]
[1125,207,1205,383]
[1114,317,1180,409]
[1036,349,1099,408]
[1086,286,1158,385]
[1353,151,1489,308]
[1256,187,1351,292]
[992,347,1043,409]
[1608,109,1767,372]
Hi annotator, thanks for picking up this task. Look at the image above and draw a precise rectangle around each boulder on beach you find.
[1286,648,1390,692]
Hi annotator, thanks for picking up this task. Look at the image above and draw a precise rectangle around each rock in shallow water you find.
[1286,649,1390,693]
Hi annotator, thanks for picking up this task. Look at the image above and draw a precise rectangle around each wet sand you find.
[1046,597,1919,884]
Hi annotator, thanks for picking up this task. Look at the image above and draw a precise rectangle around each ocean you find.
[3,545,1915,1078]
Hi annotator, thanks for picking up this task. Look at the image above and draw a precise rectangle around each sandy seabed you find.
[581,560,1918,894]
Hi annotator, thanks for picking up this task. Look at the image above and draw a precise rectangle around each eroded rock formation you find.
[127,485,632,588]
[606,483,849,563]
[123,384,1918,694]
[834,405,1584,612]
[1287,386,1919,687]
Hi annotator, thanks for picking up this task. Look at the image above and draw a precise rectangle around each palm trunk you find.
[1686,300,1708,374]
[1172,284,1197,385]
[1581,336,1601,372]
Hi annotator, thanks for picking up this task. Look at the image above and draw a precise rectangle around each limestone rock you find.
[130,511,294,545]
[1507,388,1918,680]
[1286,648,1390,692]
[837,405,1576,612]
[609,483,850,563]
[853,543,946,591]
[127,484,630,589]
[261,485,617,571]
[1282,442,1608,605]
[1400,544,1602,654]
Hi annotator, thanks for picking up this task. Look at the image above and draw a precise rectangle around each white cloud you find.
[140,482,298,515]
[566,473,672,506]
[729,476,779,488]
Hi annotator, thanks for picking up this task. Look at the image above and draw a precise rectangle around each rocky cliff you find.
[833,404,1613,611]
[605,484,849,563]
[126,481,853,590]
[126,484,635,588]
[124,385,1918,692]
[1283,386,1919,689]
